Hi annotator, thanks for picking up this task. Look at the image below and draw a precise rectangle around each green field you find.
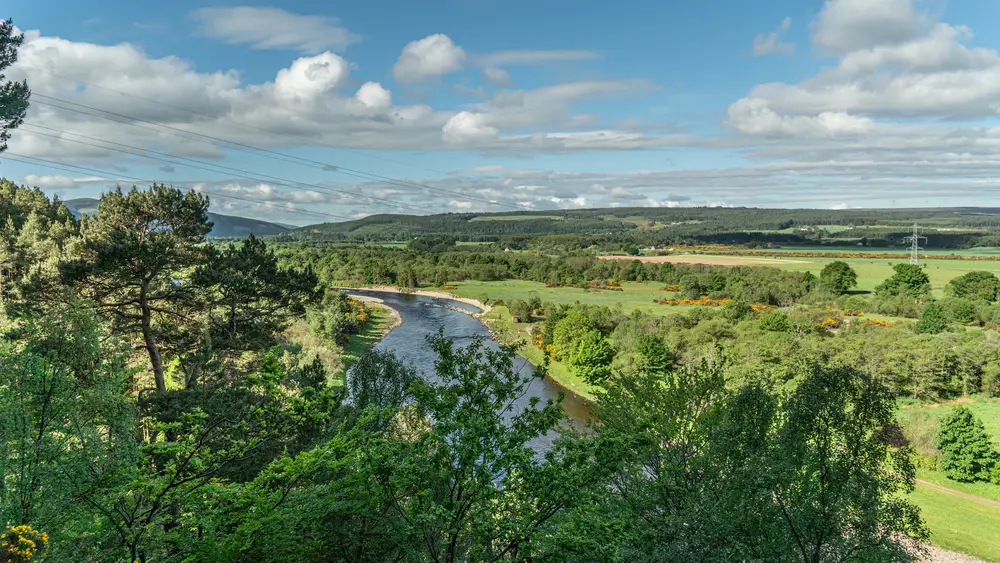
[910,483,1000,562]
[444,280,683,315]
[897,398,1000,454]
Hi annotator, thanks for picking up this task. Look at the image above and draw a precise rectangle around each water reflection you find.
[347,290,592,452]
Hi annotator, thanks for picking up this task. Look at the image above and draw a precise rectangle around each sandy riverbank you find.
[350,286,493,314]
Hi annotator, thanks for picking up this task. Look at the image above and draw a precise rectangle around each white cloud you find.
[811,0,926,54]
[752,17,795,56]
[190,6,358,53]
[393,34,466,84]
[274,53,350,100]
[23,174,79,189]
[213,182,330,204]
[482,66,510,86]
[726,98,875,136]
[442,111,498,144]
[355,81,392,110]
[473,49,600,67]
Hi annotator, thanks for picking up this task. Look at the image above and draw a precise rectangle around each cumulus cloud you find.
[752,17,795,56]
[393,34,466,84]
[442,112,498,144]
[275,53,350,100]
[355,81,392,110]
[811,0,927,54]
[191,6,359,53]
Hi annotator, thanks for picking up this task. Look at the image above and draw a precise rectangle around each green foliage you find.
[0,19,29,154]
[192,234,318,358]
[876,263,931,298]
[820,260,858,294]
[916,301,949,334]
[759,310,791,332]
[935,407,999,482]
[946,270,1000,302]
[575,359,926,560]
[569,330,615,384]
[346,348,416,418]
[59,185,212,392]
[552,309,594,360]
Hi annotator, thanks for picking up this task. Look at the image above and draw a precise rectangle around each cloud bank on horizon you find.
[4,0,1000,224]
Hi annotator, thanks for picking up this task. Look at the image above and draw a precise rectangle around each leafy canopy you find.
[820,260,858,294]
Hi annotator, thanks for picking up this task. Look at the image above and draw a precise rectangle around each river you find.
[347,290,592,452]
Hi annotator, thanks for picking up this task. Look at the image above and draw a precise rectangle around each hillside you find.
[63,198,290,238]
[287,206,1000,248]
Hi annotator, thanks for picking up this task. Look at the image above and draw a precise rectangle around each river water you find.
[347,291,592,452]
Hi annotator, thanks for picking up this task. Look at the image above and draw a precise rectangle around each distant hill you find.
[62,198,290,238]
[284,206,1000,248]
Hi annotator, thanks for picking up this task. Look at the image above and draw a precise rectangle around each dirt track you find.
[597,254,808,266]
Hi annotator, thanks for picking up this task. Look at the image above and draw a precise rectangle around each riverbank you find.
[340,295,404,370]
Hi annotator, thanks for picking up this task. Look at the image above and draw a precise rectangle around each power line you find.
[29,92,523,211]
[19,123,440,214]
[1,152,351,223]
[19,64,528,210]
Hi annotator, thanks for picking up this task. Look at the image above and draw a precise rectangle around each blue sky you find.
[4,0,1000,224]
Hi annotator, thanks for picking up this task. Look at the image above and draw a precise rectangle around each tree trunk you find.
[140,280,166,392]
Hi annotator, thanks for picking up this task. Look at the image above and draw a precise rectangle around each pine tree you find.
[0,19,30,154]
[192,234,317,361]
[935,407,999,482]
[60,185,211,392]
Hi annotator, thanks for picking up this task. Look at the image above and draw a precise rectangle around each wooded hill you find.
[285,206,1000,247]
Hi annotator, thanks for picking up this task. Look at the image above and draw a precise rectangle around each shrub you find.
[946,271,1000,303]
[916,302,949,335]
[759,311,791,333]
[876,264,931,298]
[935,407,999,482]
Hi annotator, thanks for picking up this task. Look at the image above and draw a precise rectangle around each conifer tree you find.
[60,185,211,392]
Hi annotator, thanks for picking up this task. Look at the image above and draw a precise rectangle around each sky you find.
[4,0,1000,225]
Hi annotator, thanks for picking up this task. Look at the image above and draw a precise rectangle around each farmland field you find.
[635,250,1000,296]
[441,279,680,315]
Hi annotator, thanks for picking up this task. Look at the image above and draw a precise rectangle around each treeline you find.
[276,245,818,306]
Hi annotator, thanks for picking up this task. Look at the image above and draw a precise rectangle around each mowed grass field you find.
[910,484,1000,562]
